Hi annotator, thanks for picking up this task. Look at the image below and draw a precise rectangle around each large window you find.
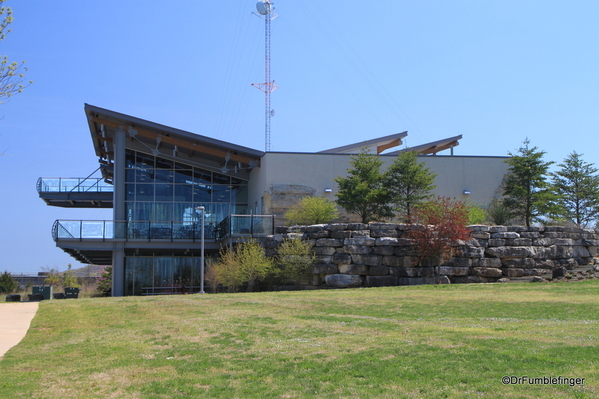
[124,150,249,229]
[124,256,202,295]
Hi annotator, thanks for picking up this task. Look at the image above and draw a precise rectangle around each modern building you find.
[38,104,510,296]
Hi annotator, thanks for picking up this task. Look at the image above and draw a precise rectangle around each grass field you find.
[2,281,599,398]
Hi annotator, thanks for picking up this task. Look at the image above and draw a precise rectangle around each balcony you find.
[37,177,113,208]
[53,216,276,242]
[216,215,276,241]
[52,216,276,265]
[52,220,216,242]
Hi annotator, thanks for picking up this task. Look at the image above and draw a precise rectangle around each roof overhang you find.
[317,132,408,154]
[386,135,462,156]
[84,104,264,182]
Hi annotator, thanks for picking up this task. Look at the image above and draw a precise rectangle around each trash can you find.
[5,294,21,302]
[64,287,80,299]
[32,286,53,300]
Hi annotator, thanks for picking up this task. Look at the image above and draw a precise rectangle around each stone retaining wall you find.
[268,223,599,288]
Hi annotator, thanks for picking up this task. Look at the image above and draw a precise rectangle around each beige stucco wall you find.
[248,152,510,223]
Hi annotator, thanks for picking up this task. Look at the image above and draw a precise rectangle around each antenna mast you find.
[252,0,278,152]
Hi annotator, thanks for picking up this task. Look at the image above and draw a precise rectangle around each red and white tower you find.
[252,0,278,152]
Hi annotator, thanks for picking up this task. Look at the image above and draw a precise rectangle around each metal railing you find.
[37,177,113,194]
[216,214,275,240]
[52,220,215,242]
[52,216,276,242]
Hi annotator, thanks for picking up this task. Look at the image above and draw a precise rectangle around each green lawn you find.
[2,281,599,398]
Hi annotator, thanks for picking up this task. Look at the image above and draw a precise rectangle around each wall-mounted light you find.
[463,190,471,195]
[324,188,333,193]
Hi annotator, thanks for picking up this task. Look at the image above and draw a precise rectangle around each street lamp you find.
[195,206,205,294]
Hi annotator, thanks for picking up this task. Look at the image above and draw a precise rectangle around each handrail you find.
[70,167,102,193]
[216,214,276,241]
[52,220,217,242]
[52,220,74,241]
[52,216,275,242]
[37,177,113,194]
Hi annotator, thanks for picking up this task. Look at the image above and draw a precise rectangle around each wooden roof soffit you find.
[419,140,459,155]
[376,137,402,154]
[92,117,260,167]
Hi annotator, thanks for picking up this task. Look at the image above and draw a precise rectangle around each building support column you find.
[112,126,127,296]
[112,250,125,297]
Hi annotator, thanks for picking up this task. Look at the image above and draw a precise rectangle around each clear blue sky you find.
[1,1,598,274]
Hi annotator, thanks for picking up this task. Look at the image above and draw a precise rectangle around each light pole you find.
[195,206,205,294]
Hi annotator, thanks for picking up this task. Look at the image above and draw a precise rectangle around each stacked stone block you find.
[270,223,599,288]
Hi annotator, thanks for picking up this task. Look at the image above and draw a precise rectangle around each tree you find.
[284,196,339,226]
[62,264,80,288]
[502,139,554,227]
[384,150,436,221]
[0,270,17,293]
[408,197,471,264]
[97,266,112,296]
[276,238,316,282]
[0,1,31,103]
[550,151,599,228]
[335,148,393,223]
[43,268,60,287]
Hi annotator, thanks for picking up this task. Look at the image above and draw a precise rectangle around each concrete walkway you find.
[0,302,39,358]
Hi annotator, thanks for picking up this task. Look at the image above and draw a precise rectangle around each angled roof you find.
[386,135,463,156]
[317,132,408,154]
[84,104,264,181]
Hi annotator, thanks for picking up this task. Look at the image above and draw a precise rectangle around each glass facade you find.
[124,255,203,295]
[124,150,249,239]
[122,150,250,295]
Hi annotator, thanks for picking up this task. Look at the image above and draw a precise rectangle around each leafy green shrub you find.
[284,196,339,226]
[62,264,80,288]
[466,203,487,225]
[204,260,220,293]
[213,240,275,292]
[0,270,18,294]
[276,238,316,282]
[487,198,512,225]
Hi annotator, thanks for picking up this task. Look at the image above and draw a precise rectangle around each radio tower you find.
[252,0,278,152]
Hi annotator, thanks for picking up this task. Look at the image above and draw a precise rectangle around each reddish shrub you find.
[408,197,471,262]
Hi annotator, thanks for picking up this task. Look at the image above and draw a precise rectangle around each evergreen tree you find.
[96,266,112,296]
[0,270,17,293]
[551,151,599,228]
[502,139,554,227]
[335,148,393,223]
[384,151,436,221]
